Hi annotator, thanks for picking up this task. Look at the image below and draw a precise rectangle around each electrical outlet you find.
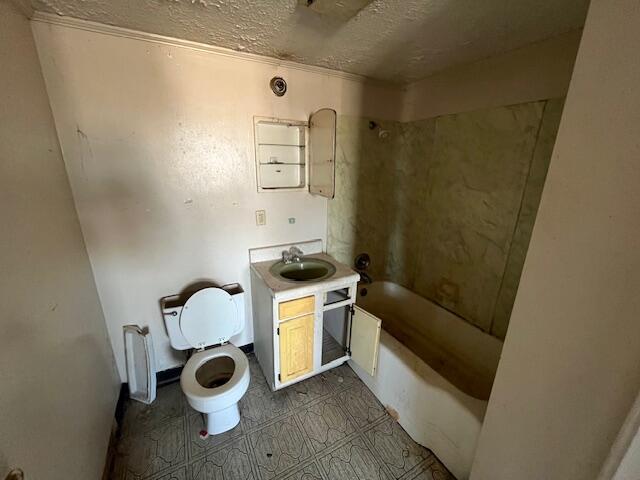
[255,210,266,226]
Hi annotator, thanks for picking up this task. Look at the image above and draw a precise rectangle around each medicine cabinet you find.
[254,108,336,198]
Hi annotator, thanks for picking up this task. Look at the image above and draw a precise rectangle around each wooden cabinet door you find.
[350,306,382,376]
[279,314,314,383]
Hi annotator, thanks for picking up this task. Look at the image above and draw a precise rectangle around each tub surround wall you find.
[491,98,565,337]
[329,117,407,284]
[413,102,545,335]
[329,98,564,339]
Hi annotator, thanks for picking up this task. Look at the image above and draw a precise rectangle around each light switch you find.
[255,210,266,226]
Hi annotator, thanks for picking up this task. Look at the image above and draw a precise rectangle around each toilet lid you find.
[180,287,239,349]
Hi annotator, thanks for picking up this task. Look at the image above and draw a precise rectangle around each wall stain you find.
[76,125,94,179]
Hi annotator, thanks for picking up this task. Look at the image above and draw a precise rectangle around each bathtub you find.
[349,281,503,480]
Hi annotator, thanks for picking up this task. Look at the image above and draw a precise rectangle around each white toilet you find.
[162,284,250,435]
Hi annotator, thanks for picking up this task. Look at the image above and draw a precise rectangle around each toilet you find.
[162,284,250,436]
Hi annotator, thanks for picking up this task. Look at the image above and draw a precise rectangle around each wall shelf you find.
[255,117,307,191]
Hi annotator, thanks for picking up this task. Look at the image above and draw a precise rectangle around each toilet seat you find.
[180,287,240,349]
[180,344,250,412]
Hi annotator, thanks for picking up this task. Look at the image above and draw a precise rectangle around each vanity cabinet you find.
[250,255,381,391]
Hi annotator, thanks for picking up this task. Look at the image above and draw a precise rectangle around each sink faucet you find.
[282,246,304,264]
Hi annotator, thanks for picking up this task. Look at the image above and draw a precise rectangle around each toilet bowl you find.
[181,343,249,434]
[161,284,249,435]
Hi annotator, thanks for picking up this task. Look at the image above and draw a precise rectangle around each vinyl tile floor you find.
[109,353,456,480]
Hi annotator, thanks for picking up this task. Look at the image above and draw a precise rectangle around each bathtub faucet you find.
[282,246,303,264]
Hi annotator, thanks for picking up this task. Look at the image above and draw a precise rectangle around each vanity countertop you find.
[250,252,359,297]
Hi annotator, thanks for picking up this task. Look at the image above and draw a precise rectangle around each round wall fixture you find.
[270,77,287,96]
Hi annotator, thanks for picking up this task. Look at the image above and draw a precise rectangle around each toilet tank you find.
[161,283,245,350]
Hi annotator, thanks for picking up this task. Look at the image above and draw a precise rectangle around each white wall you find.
[470,1,640,478]
[32,16,404,380]
[402,30,582,122]
[0,2,119,478]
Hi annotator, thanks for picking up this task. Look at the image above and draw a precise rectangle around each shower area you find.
[329,98,564,340]
[327,97,565,479]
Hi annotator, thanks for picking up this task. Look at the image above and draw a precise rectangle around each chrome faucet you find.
[282,246,304,264]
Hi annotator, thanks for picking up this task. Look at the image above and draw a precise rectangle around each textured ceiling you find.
[32,0,590,84]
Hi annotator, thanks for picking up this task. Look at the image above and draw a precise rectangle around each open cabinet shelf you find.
[322,303,350,367]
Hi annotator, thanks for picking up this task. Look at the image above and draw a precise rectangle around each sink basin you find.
[270,258,336,283]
